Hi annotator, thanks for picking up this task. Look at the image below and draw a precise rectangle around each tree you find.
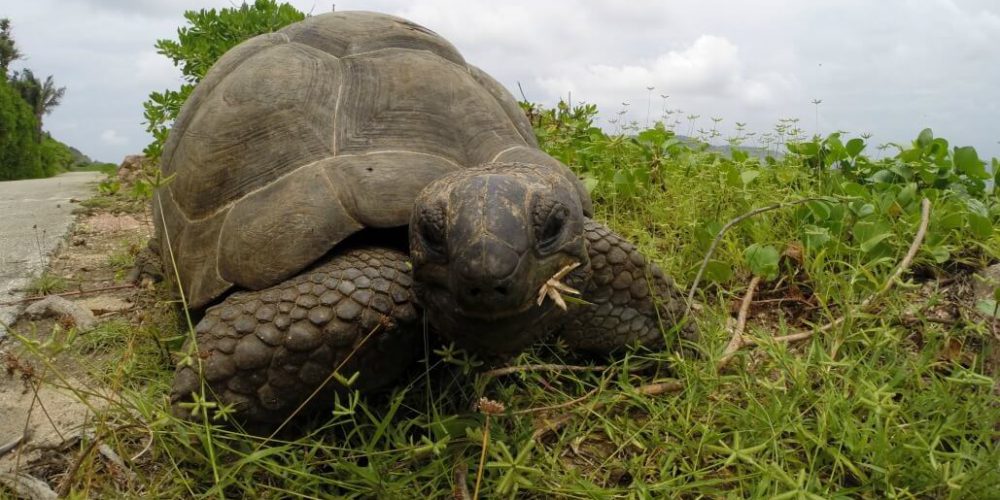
[11,69,66,135]
[0,78,43,179]
[0,18,21,79]
[142,0,304,160]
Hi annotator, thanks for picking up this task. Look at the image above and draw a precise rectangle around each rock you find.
[22,296,97,332]
[116,154,148,187]
[76,296,131,315]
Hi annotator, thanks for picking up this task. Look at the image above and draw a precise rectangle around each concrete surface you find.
[0,171,102,338]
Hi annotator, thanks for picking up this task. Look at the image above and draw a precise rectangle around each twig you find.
[717,276,761,370]
[635,380,685,395]
[509,387,601,415]
[0,430,29,458]
[482,363,609,378]
[687,197,832,312]
[0,284,136,306]
[744,198,932,348]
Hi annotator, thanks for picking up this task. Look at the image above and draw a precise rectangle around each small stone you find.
[22,296,97,332]
[77,296,131,315]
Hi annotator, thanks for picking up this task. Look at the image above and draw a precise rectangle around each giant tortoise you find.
[156,11,693,426]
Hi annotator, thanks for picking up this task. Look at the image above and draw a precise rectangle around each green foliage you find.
[10,68,66,133]
[0,18,21,79]
[0,76,43,179]
[142,0,304,160]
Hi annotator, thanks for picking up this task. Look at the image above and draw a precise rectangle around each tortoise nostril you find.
[494,285,508,296]
[469,287,481,297]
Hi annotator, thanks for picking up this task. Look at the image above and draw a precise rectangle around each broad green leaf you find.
[860,232,894,253]
[807,200,832,221]
[926,245,950,263]
[740,170,760,186]
[581,174,599,193]
[976,299,1000,318]
[743,244,780,280]
[803,225,832,249]
[704,260,733,283]
[917,128,934,148]
[954,146,988,179]
[968,213,992,239]
[845,138,865,157]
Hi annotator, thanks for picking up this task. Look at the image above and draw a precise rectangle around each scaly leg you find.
[170,247,420,426]
[560,220,696,354]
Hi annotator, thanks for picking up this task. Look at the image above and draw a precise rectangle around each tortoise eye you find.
[536,204,568,252]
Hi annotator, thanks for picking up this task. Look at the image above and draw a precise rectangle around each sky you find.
[3,0,999,163]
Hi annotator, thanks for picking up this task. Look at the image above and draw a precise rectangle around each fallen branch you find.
[717,276,761,370]
[743,198,932,348]
[0,284,136,307]
[687,197,833,312]
[0,430,29,458]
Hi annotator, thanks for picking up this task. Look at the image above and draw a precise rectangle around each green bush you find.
[142,0,304,160]
[0,77,42,180]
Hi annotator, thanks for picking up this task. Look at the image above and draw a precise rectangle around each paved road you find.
[0,171,103,338]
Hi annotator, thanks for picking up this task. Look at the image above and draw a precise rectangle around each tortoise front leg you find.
[170,247,421,427]
[560,220,696,354]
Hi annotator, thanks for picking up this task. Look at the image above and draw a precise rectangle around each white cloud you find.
[2,0,998,161]
[100,129,128,146]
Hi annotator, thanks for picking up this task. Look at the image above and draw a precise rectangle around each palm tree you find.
[11,69,65,135]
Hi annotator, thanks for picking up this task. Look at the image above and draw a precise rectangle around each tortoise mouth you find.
[418,283,561,354]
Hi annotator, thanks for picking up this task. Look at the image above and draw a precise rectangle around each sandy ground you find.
[0,171,103,339]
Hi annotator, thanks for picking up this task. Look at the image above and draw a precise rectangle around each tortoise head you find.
[409,162,591,357]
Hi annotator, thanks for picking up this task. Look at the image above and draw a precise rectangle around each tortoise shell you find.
[154,11,591,308]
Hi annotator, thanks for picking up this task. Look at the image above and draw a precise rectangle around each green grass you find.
[7,104,1000,498]
[25,271,68,296]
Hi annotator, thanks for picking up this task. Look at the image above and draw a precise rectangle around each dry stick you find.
[686,197,832,312]
[743,198,932,348]
[483,363,610,378]
[0,472,57,500]
[717,275,762,370]
[0,431,28,458]
[0,284,136,306]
